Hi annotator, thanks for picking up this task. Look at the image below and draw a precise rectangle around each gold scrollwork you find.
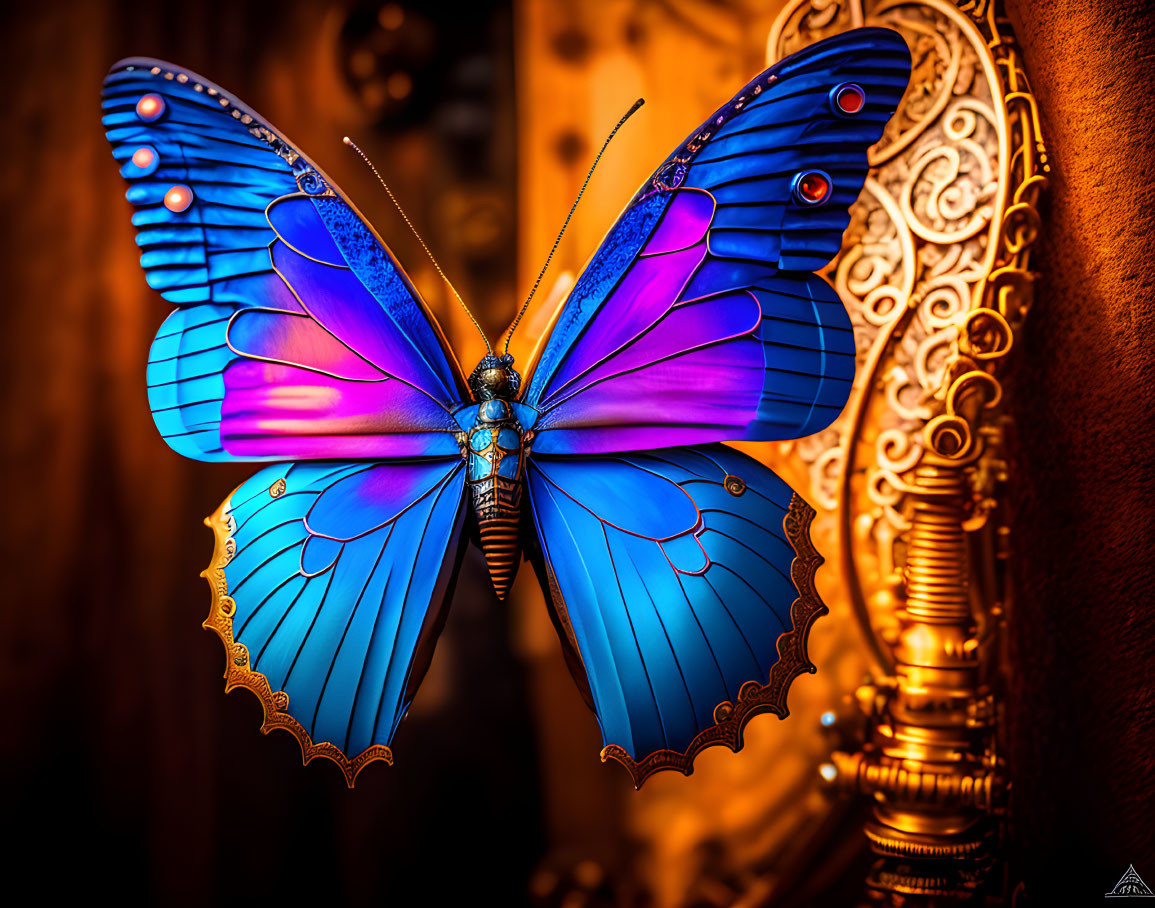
[769,0,1045,898]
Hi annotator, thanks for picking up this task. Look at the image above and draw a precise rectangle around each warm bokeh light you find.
[377,3,404,30]
[386,70,412,100]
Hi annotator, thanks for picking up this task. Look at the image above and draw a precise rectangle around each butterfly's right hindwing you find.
[524,445,820,786]
[207,459,468,784]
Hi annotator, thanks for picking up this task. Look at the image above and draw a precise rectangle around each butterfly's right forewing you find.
[520,28,911,454]
[102,58,468,463]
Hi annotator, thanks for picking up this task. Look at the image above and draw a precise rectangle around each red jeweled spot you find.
[799,173,829,203]
[131,147,155,168]
[135,93,166,121]
[164,184,194,213]
[837,86,864,113]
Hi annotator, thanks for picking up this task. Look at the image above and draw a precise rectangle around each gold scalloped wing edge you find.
[600,493,826,788]
[201,492,393,788]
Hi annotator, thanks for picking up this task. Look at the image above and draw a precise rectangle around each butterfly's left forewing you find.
[521,28,911,455]
[104,59,472,780]
[102,59,467,462]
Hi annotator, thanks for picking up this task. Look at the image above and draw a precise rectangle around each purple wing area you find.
[220,361,459,460]
[530,191,765,455]
[217,210,464,460]
[103,58,467,462]
[521,29,911,453]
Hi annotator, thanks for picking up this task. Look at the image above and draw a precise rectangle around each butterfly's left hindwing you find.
[524,446,822,785]
[205,459,468,786]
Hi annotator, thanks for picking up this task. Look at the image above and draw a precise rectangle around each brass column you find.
[836,457,1003,897]
[770,0,1045,900]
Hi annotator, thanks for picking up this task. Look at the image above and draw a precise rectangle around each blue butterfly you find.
[102,29,911,787]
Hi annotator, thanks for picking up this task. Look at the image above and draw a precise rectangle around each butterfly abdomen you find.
[465,398,526,599]
[477,514,520,599]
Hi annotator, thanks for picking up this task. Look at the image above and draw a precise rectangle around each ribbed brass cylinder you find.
[902,467,971,625]
[853,459,1000,900]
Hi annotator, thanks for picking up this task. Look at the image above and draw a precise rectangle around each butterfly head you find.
[469,353,521,402]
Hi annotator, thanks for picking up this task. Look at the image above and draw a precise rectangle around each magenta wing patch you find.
[215,193,466,461]
[530,191,765,456]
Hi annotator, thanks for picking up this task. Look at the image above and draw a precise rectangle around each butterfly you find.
[102,28,911,787]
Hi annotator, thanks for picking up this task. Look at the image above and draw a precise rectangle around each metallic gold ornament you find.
[769,0,1046,898]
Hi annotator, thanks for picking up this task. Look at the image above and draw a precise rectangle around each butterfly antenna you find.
[503,97,645,355]
[343,136,492,354]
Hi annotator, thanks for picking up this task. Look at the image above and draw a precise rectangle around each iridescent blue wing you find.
[102,58,468,462]
[520,28,911,454]
[524,446,822,785]
[205,459,468,785]
[104,60,476,781]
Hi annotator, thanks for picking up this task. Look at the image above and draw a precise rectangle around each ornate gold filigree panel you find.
[767,0,1046,899]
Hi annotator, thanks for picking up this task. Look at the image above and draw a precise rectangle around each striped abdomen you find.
[477,512,521,599]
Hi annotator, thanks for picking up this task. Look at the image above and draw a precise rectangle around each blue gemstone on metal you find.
[482,399,508,421]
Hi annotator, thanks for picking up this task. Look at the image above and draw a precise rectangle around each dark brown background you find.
[2,1,1153,905]
[1004,0,1155,902]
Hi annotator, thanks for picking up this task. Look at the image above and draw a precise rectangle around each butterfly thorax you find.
[463,356,528,600]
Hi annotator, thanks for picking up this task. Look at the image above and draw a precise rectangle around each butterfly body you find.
[458,360,532,598]
[103,31,911,786]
